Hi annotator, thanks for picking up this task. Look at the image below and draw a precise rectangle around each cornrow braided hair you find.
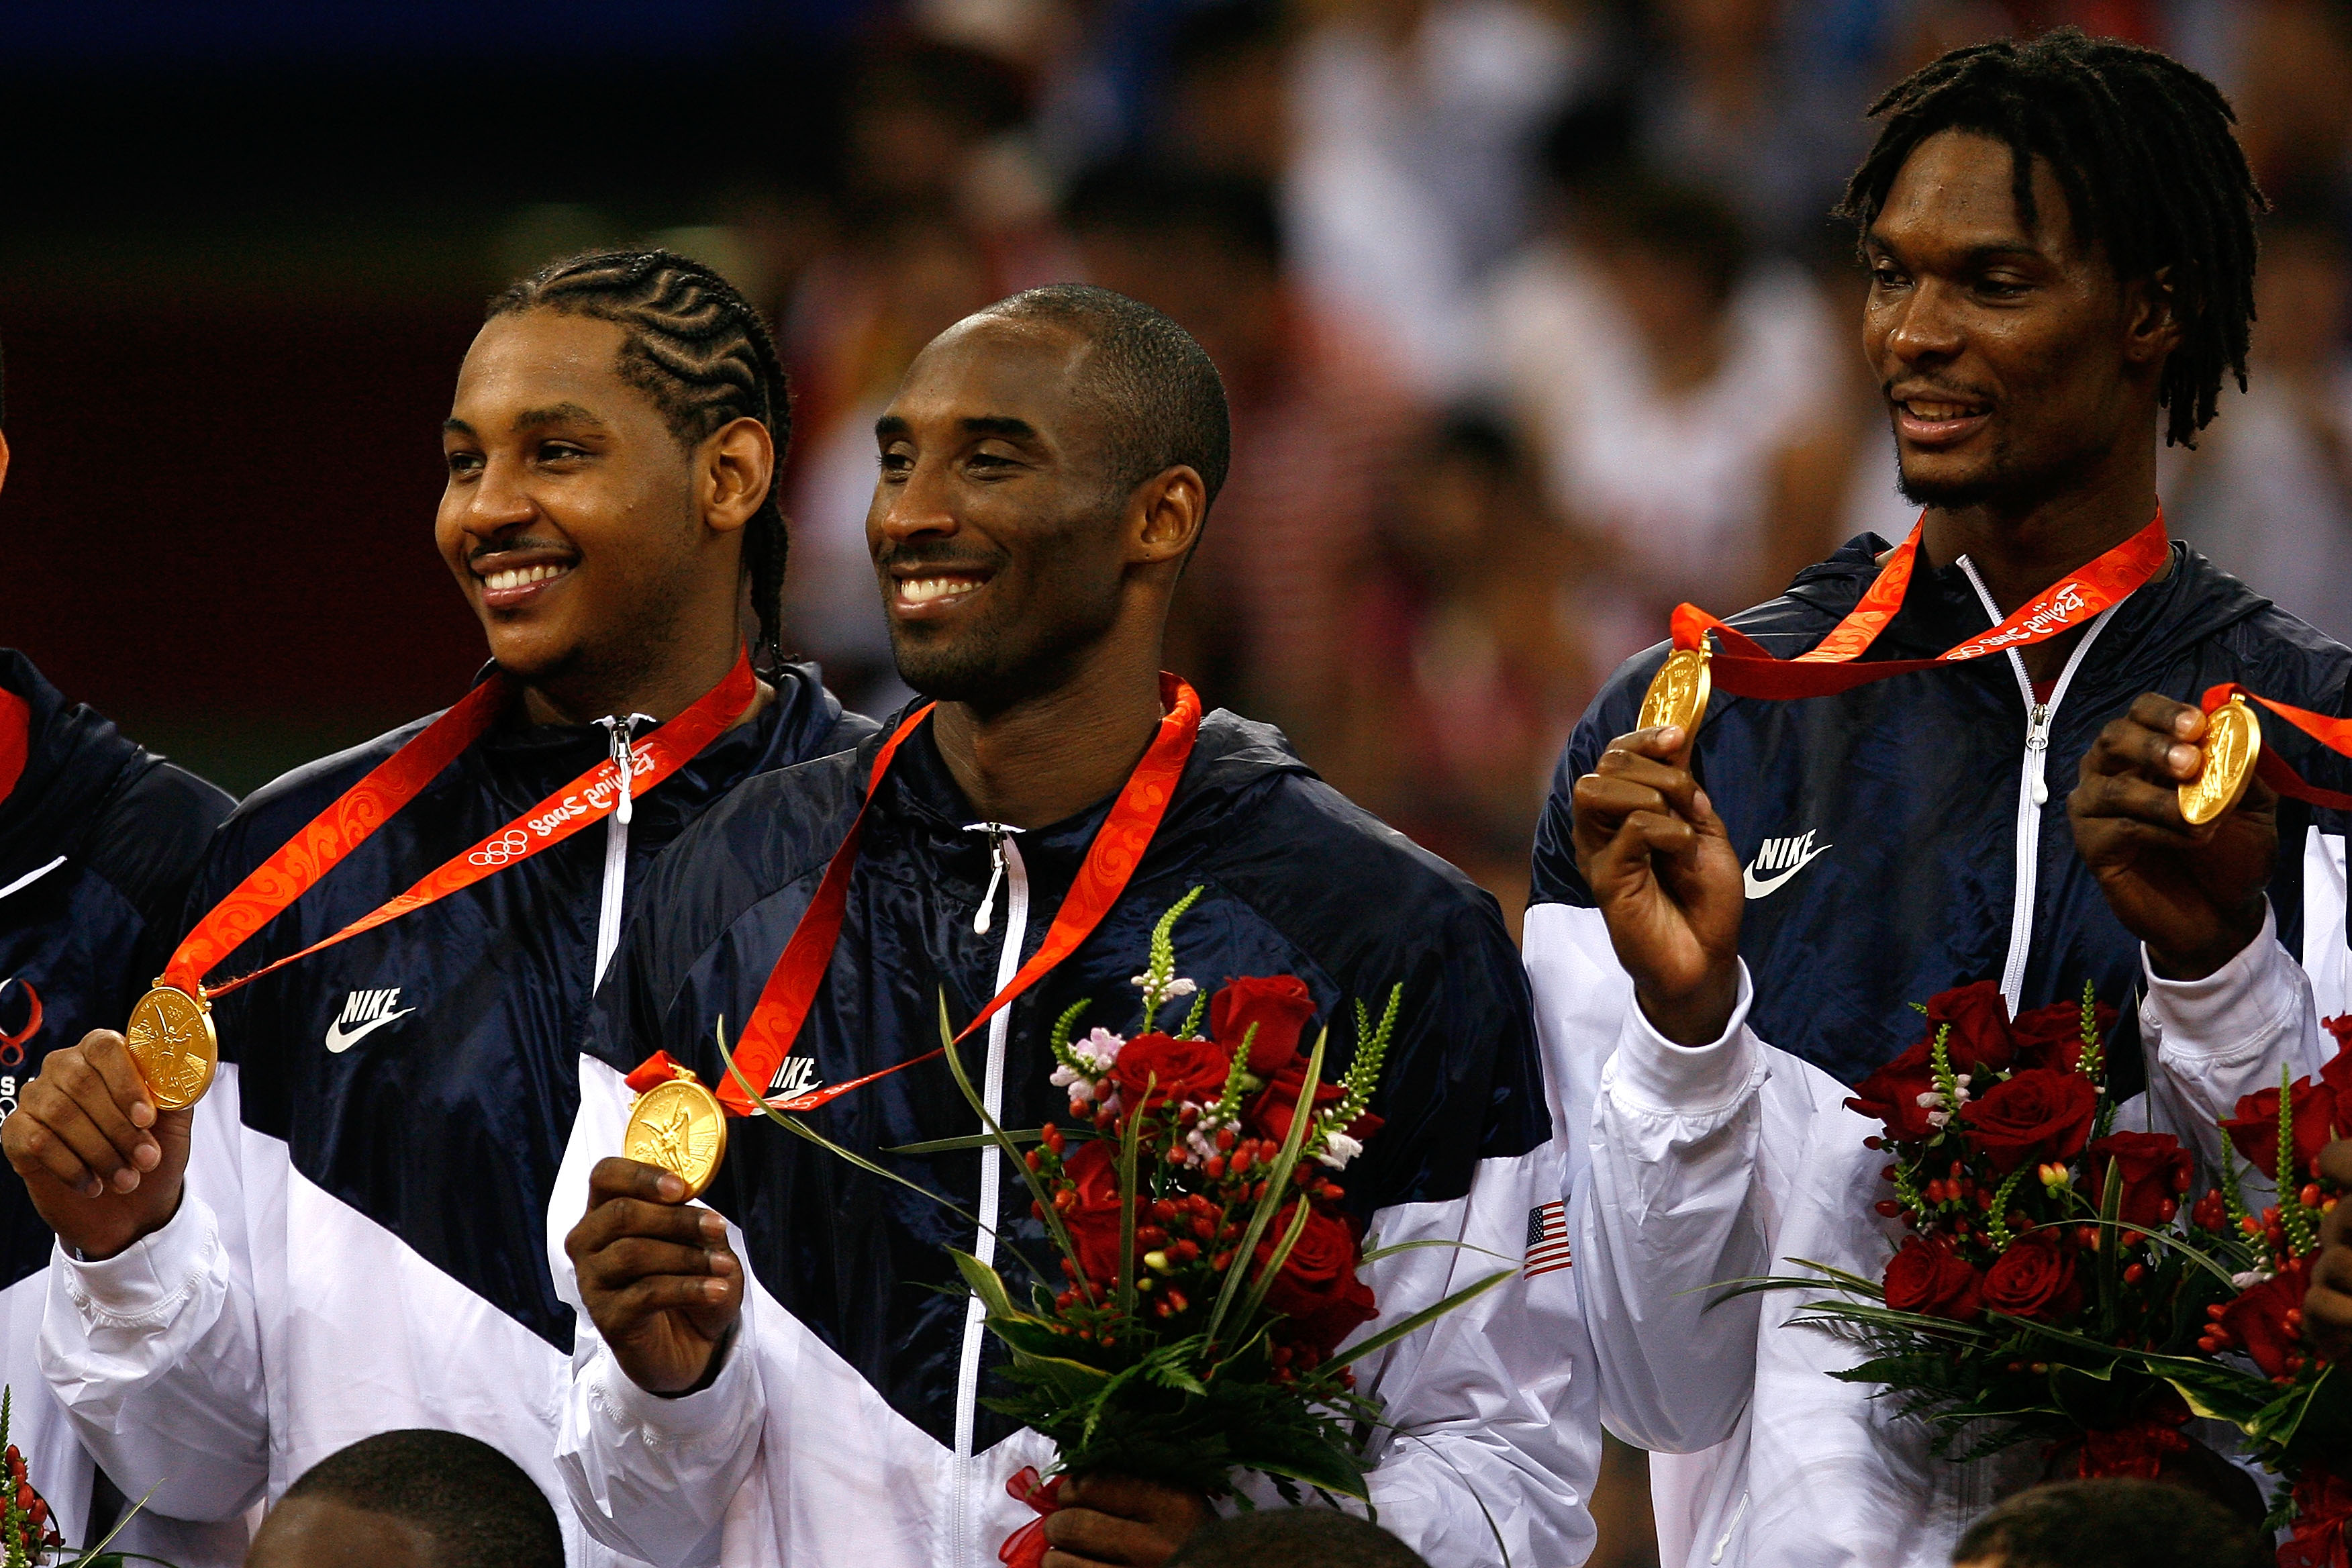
[489,249,795,672]
[1839,27,2265,448]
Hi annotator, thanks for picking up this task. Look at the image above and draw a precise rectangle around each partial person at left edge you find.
[0,334,248,1566]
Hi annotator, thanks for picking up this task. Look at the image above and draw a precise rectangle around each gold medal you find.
[624,1069,728,1199]
[123,983,217,1110]
[1638,646,1712,738]
[2179,695,2262,827]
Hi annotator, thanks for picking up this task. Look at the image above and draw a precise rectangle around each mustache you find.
[875,542,1007,574]
[469,536,574,563]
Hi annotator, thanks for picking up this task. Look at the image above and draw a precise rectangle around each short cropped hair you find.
[1953,1479,2267,1568]
[1165,1508,1429,1567]
[281,1429,562,1568]
[981,283,1232,509]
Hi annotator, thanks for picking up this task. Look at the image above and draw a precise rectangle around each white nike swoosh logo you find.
[324,1007,415,1054]
[1743,844,1832,899]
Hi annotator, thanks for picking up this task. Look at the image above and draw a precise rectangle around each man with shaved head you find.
[556,285,1596,1567]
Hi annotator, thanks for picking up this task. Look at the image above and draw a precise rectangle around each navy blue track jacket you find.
[554,707,1600,1568]
[0,650,233,1557]
[36,660,870,1562]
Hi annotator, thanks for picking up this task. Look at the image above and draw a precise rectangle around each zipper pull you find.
[596,714,656,827]
[975,832,1006,935]
[2026,704,2053,807]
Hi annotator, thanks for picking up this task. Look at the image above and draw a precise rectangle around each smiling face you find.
[1863,129,2177,513]
[438,310,757,712]
[869,314,1174,709]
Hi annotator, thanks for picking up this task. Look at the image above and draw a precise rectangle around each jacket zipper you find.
[591,714,654,987]
[1956,559,2116,1012]
[952,824,1029,1563]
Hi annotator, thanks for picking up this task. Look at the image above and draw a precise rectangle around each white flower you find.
[1926,1110,1952,1129]
[1072,1028,1125,1069]
[1165,978,1197,997]
[1050,1065,1096,1101]
[1916,1091,1943,1110]
[2231,1269,2275,1291]
[1315,1131,1364,1169]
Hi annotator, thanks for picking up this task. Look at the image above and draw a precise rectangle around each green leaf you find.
[884,1128,1044,1157]
[1206,1027,1327,1347]
[1119,1075,1147,1322]
[1355,1238,1516,1267]
[934,993,1091,1295]
[950,1248,1019,1321]
[1311,1267,1516,1372]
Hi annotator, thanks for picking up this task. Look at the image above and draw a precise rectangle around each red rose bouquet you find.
[1743,981,2250,1475]
[0,1385,166,1567]
[724,890,1512,1553]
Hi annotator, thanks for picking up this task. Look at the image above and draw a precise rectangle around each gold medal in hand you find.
[123,982,217,1110]
[625,1067,729,1199]
[2179,694,2262,827]
[1638,647,1712,739]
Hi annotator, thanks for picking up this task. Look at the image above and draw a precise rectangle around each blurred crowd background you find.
[5,1,2352,1561]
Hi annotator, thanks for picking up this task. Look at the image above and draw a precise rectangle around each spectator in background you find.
[1949,1479,2266,1568]
[245,1430,562,1568]
[1328,411,1589,928]
[1065,161,1420,763]
[2168,211,2352,642]
[1281,0,1591,398]
[1485,166,1844,671]
[1165,1508,1431,1567]
[1161,0,1292,185]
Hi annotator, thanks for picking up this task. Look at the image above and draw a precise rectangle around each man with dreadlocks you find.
[1526,30,2349,1567]
[12,250,870,1563]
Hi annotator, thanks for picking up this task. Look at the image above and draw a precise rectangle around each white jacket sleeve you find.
[552,1057,761,1568]
[1359,1140,1600,1567]
[2136,907,2326,1165]
[1575,965,1780,1455]
[39,1195,266,1522]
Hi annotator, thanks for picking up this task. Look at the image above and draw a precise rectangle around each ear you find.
[699,416,775,536]
[1128,464,1208,570]
[2120,266,2185,371]
[0,428,11,496]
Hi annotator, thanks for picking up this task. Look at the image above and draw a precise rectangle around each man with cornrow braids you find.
[13,250,872,1565]
[1528,30,2352,1567]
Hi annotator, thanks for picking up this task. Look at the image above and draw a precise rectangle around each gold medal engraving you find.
[124,985,217,1110]
[624,1071,728,1199]
[2179,695,2263,827]
[1638,646,1712,738]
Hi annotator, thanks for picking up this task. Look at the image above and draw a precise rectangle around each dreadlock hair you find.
[1838,27,2265,448]
[487,249,795,673]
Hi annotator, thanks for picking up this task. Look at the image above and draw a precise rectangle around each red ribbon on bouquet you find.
[999,1467,1066,1568]
[1669,512,2170,701]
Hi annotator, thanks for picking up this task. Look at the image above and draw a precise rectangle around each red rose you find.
[1057,1140,1130,1285]
[1847,1041,1940,1142]
[2086,1131,2193,1230]
[2008,999,2115,1075]
[1981,1230,2084,1322]
[1211,977,1317,1076]
[2218,1255,2314,1378]
[1963,1069,2098,1173]
[1881,1235,1984,1322]
[2222,1077,2341,1185]
[2282,1465,2352,1568]
[1925,981,2017,1075]
[1248,1060,1350,1144]
[1107,1033,1230,1114]
[1256,1202,1377,1362]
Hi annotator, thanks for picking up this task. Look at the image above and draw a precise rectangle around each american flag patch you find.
[1524,1200,1571,1278]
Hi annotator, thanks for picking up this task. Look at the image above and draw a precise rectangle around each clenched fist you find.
[567,1157,744,1395]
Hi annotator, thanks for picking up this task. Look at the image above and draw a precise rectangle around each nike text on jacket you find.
[38,663,871,1568]
[554,709,1598,1568]
[0,651,241,1568]
[1522,538,2352,1567]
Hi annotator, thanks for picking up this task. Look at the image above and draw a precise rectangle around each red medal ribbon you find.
[705,673,1202,1117]
[2197,683,2352,812]
[1670,513,2171,699]
[0,689,29,807]
[166,652,758,1000]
